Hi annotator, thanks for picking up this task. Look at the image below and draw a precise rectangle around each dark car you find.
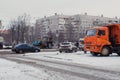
[12,43,40,53]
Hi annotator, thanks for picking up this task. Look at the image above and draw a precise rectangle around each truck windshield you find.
[86,29,97,36]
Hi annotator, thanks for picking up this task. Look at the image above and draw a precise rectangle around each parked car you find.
[12,43,40,53]
[3,43,12,49]
[59,42,77,53]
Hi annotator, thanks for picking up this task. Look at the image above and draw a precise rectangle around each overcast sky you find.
[0,0,120,26]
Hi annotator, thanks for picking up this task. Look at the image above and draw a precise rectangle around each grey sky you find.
[0,0,120,26]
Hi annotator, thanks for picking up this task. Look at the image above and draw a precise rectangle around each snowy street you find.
[0,50,120,80]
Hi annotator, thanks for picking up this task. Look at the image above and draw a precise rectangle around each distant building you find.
[0,20,2,27]
[72,14,119,38]
[0,20,3,29]
[35,13,70,42]
[35,13,119,42]
[0,29,10,34]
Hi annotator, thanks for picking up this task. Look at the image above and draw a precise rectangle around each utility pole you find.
[17,24,20,44]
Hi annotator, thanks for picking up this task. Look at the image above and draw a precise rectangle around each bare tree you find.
[65,18,74,42]
[9,13,31,44]
[35,19,42,40]
[9,20,18,44]
[18,13,31,43]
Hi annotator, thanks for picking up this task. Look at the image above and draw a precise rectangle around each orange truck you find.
[84,24,120,56]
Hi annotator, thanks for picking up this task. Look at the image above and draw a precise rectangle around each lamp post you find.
[56,30,59,48]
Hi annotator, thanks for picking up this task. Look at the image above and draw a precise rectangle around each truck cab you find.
[84,24,120,56]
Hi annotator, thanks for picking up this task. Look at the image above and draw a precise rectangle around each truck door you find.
[85,29,98,51]
[98,30,107,40]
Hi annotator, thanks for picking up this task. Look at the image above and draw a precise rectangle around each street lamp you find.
[56,30,59,48]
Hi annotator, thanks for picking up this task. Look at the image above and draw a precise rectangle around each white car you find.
[3,44,12,49]
[59,42,77,53]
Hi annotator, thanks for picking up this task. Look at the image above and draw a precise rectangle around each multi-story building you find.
[0,20,3,29]
[35,13,70,42]
[35,13,119,42]
[72,14,119,38]
[0,20,2,27]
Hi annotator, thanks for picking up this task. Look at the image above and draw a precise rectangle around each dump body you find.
[107,24,120,45]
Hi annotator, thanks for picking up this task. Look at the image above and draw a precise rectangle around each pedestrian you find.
[58,43,60,48]
[12,41,16,48]
[75,41,79,48]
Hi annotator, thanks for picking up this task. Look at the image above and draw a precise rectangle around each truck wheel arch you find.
[101,46,112,56]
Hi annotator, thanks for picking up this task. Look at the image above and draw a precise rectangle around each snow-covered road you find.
[25,51,120,71]
[0,50,120,80]
[0,58,88,80]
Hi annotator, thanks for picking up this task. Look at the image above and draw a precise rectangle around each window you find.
[98,30,105,36]
[86,29,97,36]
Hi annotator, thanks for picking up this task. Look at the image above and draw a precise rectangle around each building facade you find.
[35,13,119,42]
[35,14,71,42]
[72,14,119,38]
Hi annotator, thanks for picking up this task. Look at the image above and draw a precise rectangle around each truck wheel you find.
[84,51,87,54]
[101,47,111,56]
[117,52,120,56]
[91,52,98,56]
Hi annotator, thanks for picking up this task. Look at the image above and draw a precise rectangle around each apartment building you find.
[0,20,3,29]
[72,14,119,38]
[35,13,70,42]
[35,13,119,42]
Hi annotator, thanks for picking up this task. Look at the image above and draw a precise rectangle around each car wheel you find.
[68,49,72,53]
[84,51,87,54]
[101,47,111,56]
[117,52,120,56]
[19,50,24,53]
[59,51,62,53]
[35,50,39,52]
[15,51,19,53]
[65,51,68,53]
[74,48,77,52]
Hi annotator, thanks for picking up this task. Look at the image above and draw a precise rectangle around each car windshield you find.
[86,29,97,36]
[4,44,10,46]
